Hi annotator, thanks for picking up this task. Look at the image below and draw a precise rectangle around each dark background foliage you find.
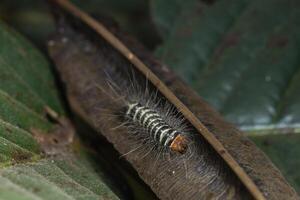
[0,0,299,198]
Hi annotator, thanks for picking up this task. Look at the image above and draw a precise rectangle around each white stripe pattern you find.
[126,102,181,147]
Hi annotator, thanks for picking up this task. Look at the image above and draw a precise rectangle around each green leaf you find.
[0,20,61,164]
[150,0,184,39]
[0,119,40,167]
[152,0,300,134]
[0,154,119,200]
[251,134,300,194]
[0,22,120,199]
[0,21,64,114]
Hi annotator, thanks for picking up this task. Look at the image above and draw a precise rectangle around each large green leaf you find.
[0,21,120,199]
[152,0,300,134]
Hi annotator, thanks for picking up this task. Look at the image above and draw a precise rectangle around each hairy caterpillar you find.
[100,69,190,156]
[125,102,187,153]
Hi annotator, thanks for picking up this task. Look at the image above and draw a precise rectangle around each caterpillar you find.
[101,68,191,156]
[125,102,187,153]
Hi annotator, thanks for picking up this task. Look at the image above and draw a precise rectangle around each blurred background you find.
[0,0,299,198]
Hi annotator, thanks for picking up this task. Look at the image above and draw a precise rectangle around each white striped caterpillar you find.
[101,68,190,155]
[126,102,187,153]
